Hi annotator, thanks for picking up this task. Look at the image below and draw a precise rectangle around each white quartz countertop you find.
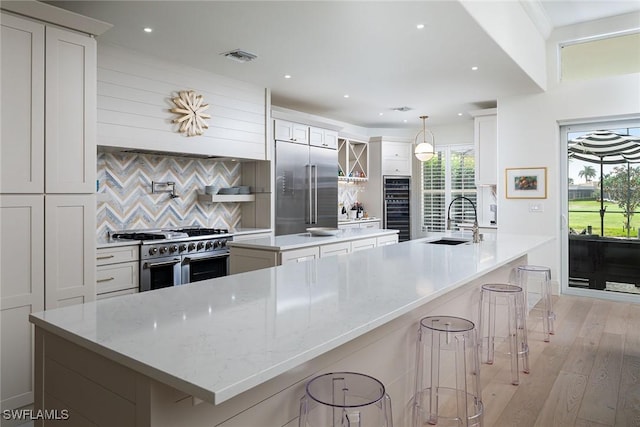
[31,232,553,406]
[227,228,398,251]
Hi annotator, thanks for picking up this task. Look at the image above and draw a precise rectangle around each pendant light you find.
[414,115,436,162]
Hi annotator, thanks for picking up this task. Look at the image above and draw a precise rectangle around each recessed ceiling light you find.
[143,27,153,33]
[343,94,350,98]
[284,74,292,79]
[458,112,463,116]
[471,66,479,71]
[379,113,384,116]
[403,119,408,123]
[416,24,425,29]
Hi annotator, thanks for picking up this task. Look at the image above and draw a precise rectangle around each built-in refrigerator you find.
[275,140,338,235]
[383,176,411,241]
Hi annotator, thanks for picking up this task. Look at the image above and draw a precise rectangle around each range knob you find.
[197,241,205,250]
[159,246,168,255]
[169,245,179,253]
[148,247,158,255]
[179,243,187,252]
[219,239,228,248]
[212,240,220,249]
[188,243,196,251]
[205,241,214,250]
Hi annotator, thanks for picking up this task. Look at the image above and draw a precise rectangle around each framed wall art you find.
[505,167,547,199]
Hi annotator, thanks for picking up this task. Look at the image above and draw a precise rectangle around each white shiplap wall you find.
[96,43,267,160]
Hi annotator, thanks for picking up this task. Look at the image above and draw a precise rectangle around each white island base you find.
[31,233,552,426]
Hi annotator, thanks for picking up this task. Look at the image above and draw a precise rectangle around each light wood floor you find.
[480,294,640,427]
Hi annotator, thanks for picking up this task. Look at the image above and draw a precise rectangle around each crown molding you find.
[520,0,553,39]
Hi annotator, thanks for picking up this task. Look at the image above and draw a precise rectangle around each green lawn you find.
[568,199,640,237]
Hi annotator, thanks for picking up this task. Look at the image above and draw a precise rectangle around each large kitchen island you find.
[30,232,553,427]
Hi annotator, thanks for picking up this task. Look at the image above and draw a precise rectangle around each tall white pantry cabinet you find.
[1,11,96,410]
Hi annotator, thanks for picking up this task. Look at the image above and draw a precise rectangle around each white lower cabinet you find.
[320,241,351,258]
[45,195,96,309]
[351,238,377,252]
[230,233,399,273]
[280,247,320,265]
[338,219,381,230]
[377,234,399,246]
[96,245,139,299]
[0,195,44,409]
[359,221,380,229]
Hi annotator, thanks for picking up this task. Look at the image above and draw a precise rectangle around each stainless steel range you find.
[111,228,232,292]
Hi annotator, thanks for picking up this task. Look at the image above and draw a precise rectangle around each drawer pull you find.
[97,255,115,260]
[97,277,115,283]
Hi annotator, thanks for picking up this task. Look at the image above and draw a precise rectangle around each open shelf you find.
[198,194,256,203]
[338,138,368,180]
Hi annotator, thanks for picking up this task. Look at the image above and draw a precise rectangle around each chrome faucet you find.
[446,196,480,243]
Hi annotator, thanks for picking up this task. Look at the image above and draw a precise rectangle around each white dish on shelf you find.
[306,227,340,236]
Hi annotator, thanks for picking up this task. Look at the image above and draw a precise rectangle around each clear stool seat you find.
[478,283,529,386]
[413,316,483,427]
[299,371,393,427]
[515,265,555,342]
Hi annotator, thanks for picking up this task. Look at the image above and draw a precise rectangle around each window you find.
[421,145,476,232]
[568,126,640,238]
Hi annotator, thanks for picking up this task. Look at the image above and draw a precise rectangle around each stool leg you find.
[413,327,424,427]
[454,334,470,426]
[543,269,555,340]
[428,325,440,425]
[299,395,309,427]
[381,393,393,427]
[480,289,497,365]
[517,290,530,374]
[507,292,520,385]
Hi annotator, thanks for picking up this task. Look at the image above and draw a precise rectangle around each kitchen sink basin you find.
[425,238,470,246]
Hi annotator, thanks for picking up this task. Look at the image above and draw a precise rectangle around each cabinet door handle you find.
[97,255,115,260]
[97,277,115,283]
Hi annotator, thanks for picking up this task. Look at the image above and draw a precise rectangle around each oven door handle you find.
[183,253,229,263]
[144,259,181,269]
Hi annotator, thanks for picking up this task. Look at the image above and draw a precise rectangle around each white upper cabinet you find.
[0,14,45,193]
[309,126,338,149]
[381,141,412,176]
[1,13,96,194]
[45,27,96,194]
[471,109,497,185]
[274,119,308,145]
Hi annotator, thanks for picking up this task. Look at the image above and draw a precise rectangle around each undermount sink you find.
[425,238,471,246]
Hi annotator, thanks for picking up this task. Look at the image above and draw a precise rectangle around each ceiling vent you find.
[221,49,258,63]
[391,106,412,112]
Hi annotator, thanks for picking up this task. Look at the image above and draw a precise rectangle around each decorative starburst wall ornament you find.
[170,90,211,137]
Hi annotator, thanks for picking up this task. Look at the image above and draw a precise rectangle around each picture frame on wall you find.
[505,167,547,199]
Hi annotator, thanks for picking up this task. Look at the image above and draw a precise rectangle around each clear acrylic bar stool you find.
[299,371,393,427]
[478,284,529,386]
[413,316,483,427]
[515,265,555,342]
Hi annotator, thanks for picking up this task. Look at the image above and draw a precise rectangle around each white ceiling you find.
[46,1,640,130]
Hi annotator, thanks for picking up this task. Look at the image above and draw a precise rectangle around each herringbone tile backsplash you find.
[97,152,241,239]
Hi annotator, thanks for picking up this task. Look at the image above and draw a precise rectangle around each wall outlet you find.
[529,202,544,212]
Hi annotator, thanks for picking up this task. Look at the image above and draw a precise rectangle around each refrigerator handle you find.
[312,164,318,224]
[307,164,313,224]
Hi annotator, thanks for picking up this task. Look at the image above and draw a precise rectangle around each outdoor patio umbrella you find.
[568,130,640,236]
